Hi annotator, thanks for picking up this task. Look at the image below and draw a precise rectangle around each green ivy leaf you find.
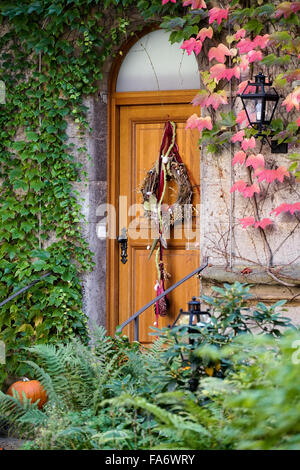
[25,131,39,141]
[244,19,263,35]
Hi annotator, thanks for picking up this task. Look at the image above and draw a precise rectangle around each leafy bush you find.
[109,330,300,450]
[198,331,300,450]
[157,282,295,389]
[0,326,183,449]
[0,283,298,450]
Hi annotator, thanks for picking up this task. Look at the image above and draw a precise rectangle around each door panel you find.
[118,103,200,343]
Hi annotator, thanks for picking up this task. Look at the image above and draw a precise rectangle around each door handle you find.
[117,227,128,264]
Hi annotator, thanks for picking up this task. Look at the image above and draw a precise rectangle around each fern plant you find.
[102,391,232,450]
[0,326,173,449]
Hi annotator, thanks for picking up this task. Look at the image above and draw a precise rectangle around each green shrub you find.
[156,282,295,388]
[198,331,300,450]
[0,283,298,450]
[109,330,300,450]
[0,326,180,449]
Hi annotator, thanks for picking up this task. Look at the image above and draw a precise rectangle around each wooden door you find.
[109,95,200,343]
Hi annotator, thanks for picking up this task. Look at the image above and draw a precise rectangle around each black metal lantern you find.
[238,72,288,153]
[172,297,211,344]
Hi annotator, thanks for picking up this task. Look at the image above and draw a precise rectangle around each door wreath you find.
[140,120,195,322]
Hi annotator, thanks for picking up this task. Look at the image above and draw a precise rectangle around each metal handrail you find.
[117,259,209,341]
[0,272,52,308]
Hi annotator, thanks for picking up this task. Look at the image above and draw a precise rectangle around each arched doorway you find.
[107,29,201,343]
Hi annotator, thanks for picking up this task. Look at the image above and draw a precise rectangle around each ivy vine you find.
[0,0,180,385]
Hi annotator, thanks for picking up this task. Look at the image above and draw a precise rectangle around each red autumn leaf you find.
[254,218,273,229]
[180,37,202,55]
[240,217,272,229]
[237,81,256,95]
[237,38,255,54]
[252,34,270,49]
[236,109,249,126]
[270,202,300,216]
[242,183,260,198]
[282,87,300,112]
[180,38,196,55]
[256,167,289,183]
[191,91,227,110]
[208,7,229,25]
[235,29,246,41]
[196,27,213,42]
[237,35,269,54]
[245,153,265,170]
[210,64,240,81]
[185,114,213,131]
[205,91,228,110]
[183,0,207,9]
[208,44,232,63]
[230,180,247,193]
[209,64,226,80]
[193,41,203,55]
[276,166,290,183]
[241,267,253,274]
[256,169,278,183]
[232,130,245,143]
[241,137,256,151]
[291,2,300,13]
[237,81,248,95]
[191,90,209,106]
[225,66,240,80]
[247,50,263,63]
[239,216,255,228]
[232,150,246,166]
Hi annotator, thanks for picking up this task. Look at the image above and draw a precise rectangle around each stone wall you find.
[70,95,108,329]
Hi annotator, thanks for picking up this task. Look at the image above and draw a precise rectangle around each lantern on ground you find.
[172,297,210,344]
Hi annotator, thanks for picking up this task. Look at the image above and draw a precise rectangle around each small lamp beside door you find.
[172,297,211,344]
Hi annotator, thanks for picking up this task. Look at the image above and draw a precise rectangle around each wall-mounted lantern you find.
[238,72,288,154]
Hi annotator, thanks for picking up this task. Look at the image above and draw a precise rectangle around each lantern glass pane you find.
[176,314,190,326]
[176,313,200,326]
[255,99,263,122]
[242,98,258,124]
[190,314,199,326]
[265,99,277,123]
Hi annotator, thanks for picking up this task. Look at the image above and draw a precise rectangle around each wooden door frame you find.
[106,30,199,336]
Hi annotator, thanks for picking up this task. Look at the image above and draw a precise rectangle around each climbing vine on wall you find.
[161,0,300,286]
[0,0,181,385]
[0,0,299,385]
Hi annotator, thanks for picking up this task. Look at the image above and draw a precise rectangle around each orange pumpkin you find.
[7,379,47,409]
